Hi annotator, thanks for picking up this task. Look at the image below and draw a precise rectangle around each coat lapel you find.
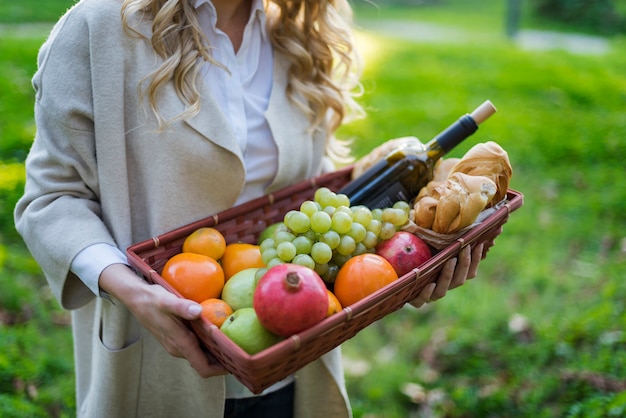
[184,81,244,161]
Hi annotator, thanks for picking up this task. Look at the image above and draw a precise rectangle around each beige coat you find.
[14,0,351,416]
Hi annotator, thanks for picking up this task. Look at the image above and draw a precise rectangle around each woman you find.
[14,0,483,416]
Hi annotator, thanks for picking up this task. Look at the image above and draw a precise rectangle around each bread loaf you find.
[413,172,496,234]
[416,157,461,200]
[449,141,512,206]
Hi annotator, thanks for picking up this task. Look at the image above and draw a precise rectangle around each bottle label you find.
[358,182,412,209]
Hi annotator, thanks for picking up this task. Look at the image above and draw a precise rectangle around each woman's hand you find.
[409,242,485,308]
[99,264,227,378]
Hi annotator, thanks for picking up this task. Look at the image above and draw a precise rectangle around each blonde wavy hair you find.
[121,0,363,158]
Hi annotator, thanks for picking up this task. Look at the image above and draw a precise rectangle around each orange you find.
[200,298,233,328]
[182,227,226,260]
[333,253,399,308]
[161,253,225,303]
[220,243,265,281]
[326,289,342,317]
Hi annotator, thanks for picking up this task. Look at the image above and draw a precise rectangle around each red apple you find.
[375,231,432,276]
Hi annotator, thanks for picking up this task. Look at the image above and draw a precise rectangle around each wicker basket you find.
[126,166,524,394]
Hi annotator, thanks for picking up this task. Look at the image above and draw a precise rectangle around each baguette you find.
[414,172,497,234]
[449,141,512,206]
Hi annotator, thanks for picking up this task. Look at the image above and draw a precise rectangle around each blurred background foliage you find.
[1,0,625,417]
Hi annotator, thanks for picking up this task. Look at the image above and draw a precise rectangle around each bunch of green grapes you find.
[259,187,410,283]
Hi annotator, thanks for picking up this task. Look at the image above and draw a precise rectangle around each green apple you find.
[220,308,282,355]
[221,268,259,311]
[257,222,284,245]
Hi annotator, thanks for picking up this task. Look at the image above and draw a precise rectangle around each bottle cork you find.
[470,100,497,125]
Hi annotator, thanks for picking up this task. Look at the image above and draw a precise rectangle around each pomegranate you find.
[375,231,432,277]
[253,264,329,337]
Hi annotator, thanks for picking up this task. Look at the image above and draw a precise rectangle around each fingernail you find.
[188,304,202,316]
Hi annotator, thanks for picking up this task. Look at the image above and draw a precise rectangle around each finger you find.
[159,312,228,378]
[409,283,436,308]
[176,332,222,378]
[467,242,484,280]
[449,245,472,289]
[157,288,203,321]
[430,257,457,301]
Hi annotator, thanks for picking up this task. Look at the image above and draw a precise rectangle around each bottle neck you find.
[428,114,478,154]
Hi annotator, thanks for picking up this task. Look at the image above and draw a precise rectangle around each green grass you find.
[337,27,626,418]
[2,1,626,417]
[0,0,76,23]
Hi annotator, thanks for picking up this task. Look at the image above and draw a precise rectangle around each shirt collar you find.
[192,0,268,41]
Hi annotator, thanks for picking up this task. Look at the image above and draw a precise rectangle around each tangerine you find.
[182,227,226,260]
[161,253,225,303]
[200,298,233,328]
[326,289,342,317]
[333,253,399,308]
[221,243,265,281]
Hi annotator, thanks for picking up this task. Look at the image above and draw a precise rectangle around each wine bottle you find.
[340,100,497,209]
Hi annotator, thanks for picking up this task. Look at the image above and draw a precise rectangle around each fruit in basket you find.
[182,227,227,260]
[161,253,225,303]
[200,298,233,328]
[221,243,265,281]
[253,264,329,337]
[221,268,259,311]
[375,231,432,277]
[258,222,284,245]
[326,289,342,317]
[333,253,399,307]
[258,187,411,285]
[220,308,282,355]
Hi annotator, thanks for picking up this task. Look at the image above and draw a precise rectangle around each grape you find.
[266,257,284,268]
[366,219,382,235]
[261,247,278,265]
[331,211,352,235]
[286,210,311,234]
[302,229,317,242]
[316,187,336,208]
[346,222,367,243]
[273,223,290,235]
[382,207,408,226]
[292,254,316,269]
[311,242,333,264]
[323,205,336,217]
[335,193,351,208]
[336,235,356,256]
[352,206,373,227]
[335,205,353,216]
[393,200,411,213]
[314,262,329,274]
[260,238,275,251]
[300,200,319,217]
[321,263,340,283]
[274,230,296,245]
[362,231,379,249]
[332,252,351,268]
[283,210,298,225]
[320,230,340,249]
[379,221,396,240]
[353,242,368,256]
[310,211,332,233]
[276,241,297,262]
[257,188,413,284]
[293,235,313,255]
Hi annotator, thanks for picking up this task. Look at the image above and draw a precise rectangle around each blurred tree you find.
[532,0,626,34]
